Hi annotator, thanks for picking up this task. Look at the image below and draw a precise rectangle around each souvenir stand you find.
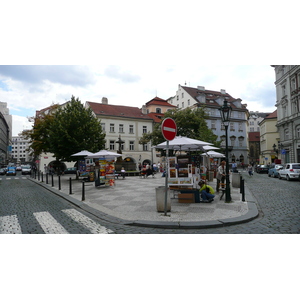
[167,155,202,203]
[96,157,115,187]
[78,158,95,182]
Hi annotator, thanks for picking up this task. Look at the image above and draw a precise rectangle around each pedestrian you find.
[232,161,237,173]
[216,160,226,193]
[198,180,215,203]
[247,164,253,176]
[121,167,126,179]
[157,162,161,172]
[153,162,157,172]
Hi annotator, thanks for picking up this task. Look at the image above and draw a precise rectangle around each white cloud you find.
[12,115,33,136]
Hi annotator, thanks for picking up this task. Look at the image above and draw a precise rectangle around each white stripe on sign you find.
[33,211,69,234]
[0,215,22,234]
[62,209,113,234]
[163,126,176,132]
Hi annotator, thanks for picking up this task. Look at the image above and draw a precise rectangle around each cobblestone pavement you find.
[1,171,299,234]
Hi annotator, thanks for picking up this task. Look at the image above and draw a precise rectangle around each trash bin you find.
[156,186,171,212]
[232,172,241,188]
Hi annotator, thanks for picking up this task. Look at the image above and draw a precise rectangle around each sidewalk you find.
[30,173,259,229]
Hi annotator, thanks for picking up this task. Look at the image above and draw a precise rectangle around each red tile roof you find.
[86,101,153,121]
[181,86,247,110]
[248,132,260,142]
[147,112,164,123]
[146,97,176,107]
[265,109,277,119]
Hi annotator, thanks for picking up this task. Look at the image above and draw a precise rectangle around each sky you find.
[1,0,297,138]
[0,65,277,136]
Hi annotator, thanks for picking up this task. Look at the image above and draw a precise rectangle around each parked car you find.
[255,164,270,174]
[21,165,32,175]
[16,166,22,171]
[6,167,16,176]
[0,168,6,175]
[278,163,300,181]
[268,164,283,178]
[64,167,77,175]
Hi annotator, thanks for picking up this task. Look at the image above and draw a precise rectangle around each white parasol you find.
[202,151,225,158]
[71,150,95,157]
[86,150,122,159]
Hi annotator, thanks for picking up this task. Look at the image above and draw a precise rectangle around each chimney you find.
[197,86,205,91]
[141,105,147,114]
[102,97,108,104]
[220,89,226,94]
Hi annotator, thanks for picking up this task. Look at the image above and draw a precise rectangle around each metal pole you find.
[58,175,61,190]
[46,173,48,184]
[164,140,169,216]
[225,125,232,202]
[82,181,85,201]
[69,177,72,194]
[51,174,54,187]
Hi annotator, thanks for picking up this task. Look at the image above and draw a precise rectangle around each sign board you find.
[162,118,177,141]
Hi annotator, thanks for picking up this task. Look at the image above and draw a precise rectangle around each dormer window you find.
[156,108,161,113]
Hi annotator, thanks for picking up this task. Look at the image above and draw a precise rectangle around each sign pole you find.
[164,140,169,216]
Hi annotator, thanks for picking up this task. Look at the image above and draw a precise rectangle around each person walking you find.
[216,161,226,193]
[247,164,253,176]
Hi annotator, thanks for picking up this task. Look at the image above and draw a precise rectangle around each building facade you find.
[86,98,155,169]
[11,135,33,164]
[168,85,250,164]
[259,110,280,164]
[272,65,300,163]
[0,102,12,165]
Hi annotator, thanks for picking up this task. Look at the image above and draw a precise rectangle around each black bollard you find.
[58,175,61,190]
[46,173,48,184]
[51,174,54,187]
[241,178,245,202]
[69,177,72,194]
[41,172,44,182]
[38,171,40,181]
[82,181,85,201]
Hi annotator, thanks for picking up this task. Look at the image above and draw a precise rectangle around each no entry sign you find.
[162,118,177,141]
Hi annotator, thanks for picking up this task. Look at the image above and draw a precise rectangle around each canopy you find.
[202,145,220,151]
[154,136,212,151]
[86,150,122,159]
[202,151,225,158]
[71,150,95,157]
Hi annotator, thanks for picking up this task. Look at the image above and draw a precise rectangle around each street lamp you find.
[219,99,232,203]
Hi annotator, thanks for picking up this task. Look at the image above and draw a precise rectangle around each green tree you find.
[48,96,106,161]
[139,107,220,149]
[22,96,106,162]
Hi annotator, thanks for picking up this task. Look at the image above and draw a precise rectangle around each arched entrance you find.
[142,159,151,167]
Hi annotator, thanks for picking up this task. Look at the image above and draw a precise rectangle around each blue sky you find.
[1,0,297,136]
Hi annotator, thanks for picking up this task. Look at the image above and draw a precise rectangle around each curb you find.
[29,177,259,229]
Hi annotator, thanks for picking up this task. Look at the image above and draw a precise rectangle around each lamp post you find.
[219,100,232,203]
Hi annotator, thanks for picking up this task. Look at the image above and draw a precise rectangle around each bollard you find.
[38,171,40,181]
[240,178,245,202]
[69,177,72,194]
[51,174,54,187]
[41,172,43,182]
[82,181,85,201]
[46,173,48,184]
[58,175,61,190]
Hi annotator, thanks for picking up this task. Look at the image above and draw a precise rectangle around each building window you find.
[129,141,134,150]
[182,102,184,108]
[238,112,242,119]
[284,129,289,140]
[156,108,161,113]
[109,140,115,150]
[230,123,235,131]
[119,124,124,133]
[188,99,190,106]
[282,85,286,97]
[110,123,115,132]
[129,125,134,134]
[296,126,300,138]
[143,144,148,151]
[238,122,243,131]
[211,120,216,130]
[182,93,184,98]
[143,126,147,134]
[101,123,105,131]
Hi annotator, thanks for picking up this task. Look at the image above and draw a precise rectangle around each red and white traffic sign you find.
[161,118,177,141]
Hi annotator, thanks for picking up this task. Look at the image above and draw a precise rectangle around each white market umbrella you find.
[202,151,225,158]
[202,145,220,151]
[154,136,212,151]
[86,150,122,159]
[71,150,95,157]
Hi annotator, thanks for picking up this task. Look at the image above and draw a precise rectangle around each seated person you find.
[198,180,215,203]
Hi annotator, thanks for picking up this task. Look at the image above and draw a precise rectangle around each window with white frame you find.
[101,123,105,132]
[143,126,147,134]
[143,143,148,151]
[182,102,184,108]
[238,122,243,131]
[230,122,235,131]
[284,129,289,140]
[129,125,134,134]
[211,120,216,129]
[109,140,115,150]
[110,123,115,132]
[238,112,242,119]
[129,141,134,150]
[156,108,161,113]
[119,124,124,133]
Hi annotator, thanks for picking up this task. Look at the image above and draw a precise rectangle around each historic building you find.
[272,65,300,163]
[11,135,33,164]
[168,85,250,164]
[0,102,12,165]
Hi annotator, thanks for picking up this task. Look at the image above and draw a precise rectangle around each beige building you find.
[259,110,280,164]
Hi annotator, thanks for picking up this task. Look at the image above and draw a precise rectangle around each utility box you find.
[232,172,241,188]
[156,186,171,212]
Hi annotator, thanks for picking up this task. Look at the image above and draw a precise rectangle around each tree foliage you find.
[139,107,220,148]
[22,96,106,162]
